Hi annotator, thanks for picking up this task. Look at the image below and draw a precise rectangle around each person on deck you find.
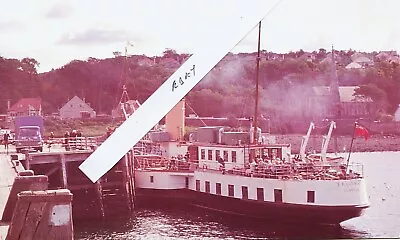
[250,159,257,172]
[3,132,9,153]
[70,130,77,138]
[217,156,226,174]
[184,151,190,162]
[47,132,55,149]
[64,131,70,148]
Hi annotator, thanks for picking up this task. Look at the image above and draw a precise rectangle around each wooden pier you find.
[19,149,136,220]
[0,150,18,239]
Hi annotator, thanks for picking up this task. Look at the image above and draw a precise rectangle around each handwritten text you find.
[172,65,196,92]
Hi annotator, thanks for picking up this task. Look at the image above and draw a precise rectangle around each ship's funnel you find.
[166,99,185,141]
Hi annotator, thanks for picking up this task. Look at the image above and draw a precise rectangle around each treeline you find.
[1,48,400,120]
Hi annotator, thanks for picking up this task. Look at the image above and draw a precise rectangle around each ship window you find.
[223,151,228,162]
[274,189,283,203]
[216,150,220,159]
[257,188,264,201]
[216,183,221,195]
[232,151,237,163]
[271,149,278,159]
[201,149,205,160]
[196,180,200,191]
[242,186,248,200]
[150,176,154,183]
[278,148,283,159]
[205,181,210,193]
[208,150,213,160]
[228,184,234,197]
[262,148,268,156]
[307,191,315,203]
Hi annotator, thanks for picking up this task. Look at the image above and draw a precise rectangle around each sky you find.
[1,0,400,73]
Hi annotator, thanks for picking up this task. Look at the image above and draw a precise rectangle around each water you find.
[75,152,400,239]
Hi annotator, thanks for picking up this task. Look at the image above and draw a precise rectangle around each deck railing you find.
[135,157,192,171]
[46,137,98,151]
[135,157,364,181]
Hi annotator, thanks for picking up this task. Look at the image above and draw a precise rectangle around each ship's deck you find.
[135,158,363,181]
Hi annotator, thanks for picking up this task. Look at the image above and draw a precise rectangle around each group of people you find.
[63,130,83,144]
[251,155,284,169]
[65,129,83,138]
[166,152,191,170]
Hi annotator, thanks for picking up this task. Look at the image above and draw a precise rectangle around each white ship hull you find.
[134,169,369,225]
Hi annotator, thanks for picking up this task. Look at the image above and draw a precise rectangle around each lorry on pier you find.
[14,116,44,153]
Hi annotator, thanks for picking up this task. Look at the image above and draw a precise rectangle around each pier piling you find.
[21,150,136,220]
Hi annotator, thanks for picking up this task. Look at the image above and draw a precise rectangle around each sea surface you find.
[75,151,400,239]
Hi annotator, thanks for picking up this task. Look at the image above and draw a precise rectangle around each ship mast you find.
[330,45,341,154]
[121,42,130,104]
[120,42,134,118]
[253,21,262,144]
[330,45,341,116]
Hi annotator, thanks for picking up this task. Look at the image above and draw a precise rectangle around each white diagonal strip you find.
[79,2,281,182]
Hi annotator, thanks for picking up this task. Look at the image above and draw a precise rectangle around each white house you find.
[59,96,96,119]
[351,53,373,67]
[345,62,363,69]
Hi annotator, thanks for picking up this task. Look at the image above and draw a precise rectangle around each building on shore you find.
[308,86,375,120]
[59,96,96,119]
[8,98,42,118]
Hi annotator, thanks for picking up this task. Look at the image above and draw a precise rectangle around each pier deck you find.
[0,143,136,238]
[0,146,18,239]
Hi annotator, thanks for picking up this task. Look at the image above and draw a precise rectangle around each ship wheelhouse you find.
[194,143,291,171]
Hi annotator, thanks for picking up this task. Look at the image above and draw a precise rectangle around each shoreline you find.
[275,134,400,154]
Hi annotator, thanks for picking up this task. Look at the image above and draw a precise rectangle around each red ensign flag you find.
[354,125,369,140]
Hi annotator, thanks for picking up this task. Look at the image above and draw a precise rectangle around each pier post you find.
[60,154,68,188]
[6,189,73,240]
[95,179,105,220]
[128,150,135,206]
[24,152,32,170]
[123,154,132,212]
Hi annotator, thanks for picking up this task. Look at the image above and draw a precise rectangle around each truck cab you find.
[14,116,44,153]
[15,126,44,152]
